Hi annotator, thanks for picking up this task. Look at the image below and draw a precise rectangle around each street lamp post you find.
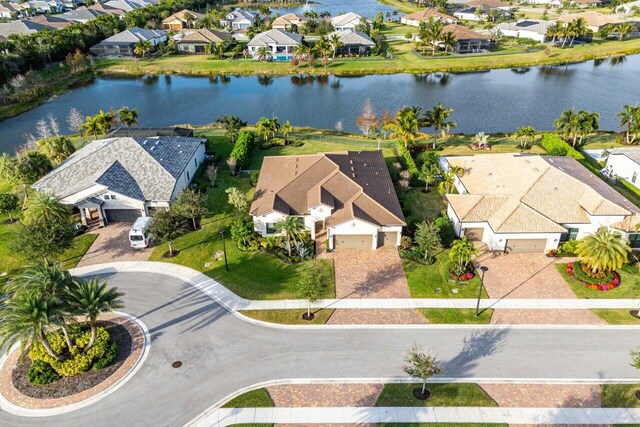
[220,229,229,272]
[475,266,489,317]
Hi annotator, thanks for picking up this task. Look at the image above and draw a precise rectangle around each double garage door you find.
[105,209,141,223]
[333,232,398,249]
[505,238,547,253]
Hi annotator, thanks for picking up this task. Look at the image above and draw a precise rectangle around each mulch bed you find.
[163,250,180,258]
[11,321,132,399]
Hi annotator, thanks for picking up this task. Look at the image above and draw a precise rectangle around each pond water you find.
[1,55,639,154]
[271,0,398,19]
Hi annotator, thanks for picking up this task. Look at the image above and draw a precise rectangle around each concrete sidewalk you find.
[70,262,640,312]
[196,406,640,426]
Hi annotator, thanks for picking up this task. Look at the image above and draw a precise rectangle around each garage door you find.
[464,227,484,241]
[334,235,373,249]
[505,239,547,253]
[377,231,398,247]
[105,209,140,223]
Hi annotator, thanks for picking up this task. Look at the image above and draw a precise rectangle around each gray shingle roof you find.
[137,136,200,178]
[96,160,145,200]
[607,148,640,165]
[248,28,302,47]
[329,29,375,47]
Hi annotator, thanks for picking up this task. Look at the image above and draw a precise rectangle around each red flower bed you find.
[566,263,621,291]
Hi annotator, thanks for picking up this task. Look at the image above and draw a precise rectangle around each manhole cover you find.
[172,361,182,368]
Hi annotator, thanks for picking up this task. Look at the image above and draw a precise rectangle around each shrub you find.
[556,240,579,257]
[434,217,455,247]
[229,131,256,168]
[396,141,421,185]
[249,170,260,187]
[290,139,304,147]
[92,341,118,371]
[270,137,286,146]
[27,360,60,385]
[230,217,258,249]
[539,133,584,160]
[572,260,614,283]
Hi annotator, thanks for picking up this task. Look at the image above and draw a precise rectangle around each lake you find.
[1,55,639,154]
[271,0,397,19]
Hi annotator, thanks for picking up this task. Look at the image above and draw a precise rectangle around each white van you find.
[129,217,153,249]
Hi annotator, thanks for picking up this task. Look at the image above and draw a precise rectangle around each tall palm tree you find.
[385,107,429,149]
[546,21,563,44]
[423,103,456,148]
[577,110,599,145]
[22,192,70,226]
[97,109,115,132]
[0,294,66,361]
[66,277,124,352]
[515,126,536,148]
[576,228,631,274]
[554,108,582,147]
[281,120,293,143]
[442,31,457,54]
[118,107,139,128]
[568,18,588,46]
[614,22,635,41]
[617,104,640,145]
[255,46,272,62]
[275,216,306,257]
[133,39,152,59]
[256,117,273,142]
[329,33,343,58]
[80,115,105,140]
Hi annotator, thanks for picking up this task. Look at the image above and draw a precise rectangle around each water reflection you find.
[511,67,531,74]
[257,75,274,86]
[413,73,451,85]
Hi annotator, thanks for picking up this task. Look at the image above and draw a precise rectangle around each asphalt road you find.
[1,272,639,427]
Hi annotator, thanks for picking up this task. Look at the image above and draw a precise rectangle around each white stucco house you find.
[247,29,302,59]
[401,8,458,27]
[250,151,405,250]
[33,135,206,227]
[330,12,369,31]
[454,0,512,21]
[443,154,640,253]
[220,8,256,31]
[605,148,640,191]
[496,19,553,42]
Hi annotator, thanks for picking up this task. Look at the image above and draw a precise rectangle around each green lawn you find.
[398,188,447,225]
[375,383,498,407]
[433,134,547,156]
[222,388,274,408]
[240,308,335,325]
[60,233,98,269]
[591,309,640,325]
[556,263,640,299]
[602,384,640,408]
[418,308,493,324]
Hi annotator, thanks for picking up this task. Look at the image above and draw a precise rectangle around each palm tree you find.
[568,18,588,46]
[554,108,582,147]
[275,216,306,257]
[133,40,152,59]
[281,120,293,143]
[472,131,489,149]
[66,277,124,352]
[449,237,478,274]
[80,115,105,140]
[329,33,343,58]
[420,163,438,193]
[183,11,196,28]
[255,46,272,62]
[515,126,536,149]
[576,228,631,274]
[617,104,640,145]
[577,110,599,145]
[546,21,563,44]
[22,192,70,226]
[256,117,273,142]
[204,42,215,59]
[385,107,429,149]
[0,294,66,361]
[118,107,138,128]
[423,103,456,148]
[97,109,115,132]
[614,23,635,41]
[442,31,457,54]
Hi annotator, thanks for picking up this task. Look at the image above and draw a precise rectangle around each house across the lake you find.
[250,151,405,250]
[90,27,167,57]
[443,24,492,53]
[32,136,206,226]
[496,19,553,42]
[330,12,368,31]
[328,29,376,56]
[401,8,458,27]
[444,154,640,253]
[247,29,302,60]
[271,12,306,31]
[220,8,256,31]
[162,9,204,30]
[175,28,231,54]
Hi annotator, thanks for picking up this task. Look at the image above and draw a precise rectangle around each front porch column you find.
[80,208,87,226]
[98,207,106,228]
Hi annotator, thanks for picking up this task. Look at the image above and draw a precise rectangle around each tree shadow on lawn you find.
[442,328,510,378]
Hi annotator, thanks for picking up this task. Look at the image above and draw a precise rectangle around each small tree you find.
[414,221,442,262]
[297,260,329,320]
[0,193,19,222]
[576,227,631,274]
[67,108,84,134]
[449,237,479,275]
[355,98,378,137]
[206,164,218,187]
[226,157,237,175]
[225,187,248,214]
[147,209,187,256]
[37,136,75,164]
[174,188,208,230]
[403,344,441,399]
[14,217,76,265]
[515,126,536,149]
[420,163,438,193]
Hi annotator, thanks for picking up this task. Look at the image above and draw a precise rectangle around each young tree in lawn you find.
[403,343,441,399]
[215,115,247,144]
[147,209,187,257]
[281,120,294,143]
[66,277,124,352]
[423,103,456,149]
[67,108,84,135]
[420,163,438,193]
[80,115,105,141]
[414,221,442,261]
[515,126,536,149]
[225,187,248,215]
[174,188,208,230]
[47,113,60,136]
[37,136,75,164]
[449,237,479,276]
[36,118,52,142]
[355,98,378,137]
[297,260,329,320]
[617,104,640,145]
[0,193,19,222]
[226,157,237,176]
[14,217,75,265]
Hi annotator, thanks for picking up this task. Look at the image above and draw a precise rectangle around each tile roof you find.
[443,24,490,40]
[446,154,639,233]
[100,26,165,44]
[251,151,405,227]
[248,28,302,47]
[329,29,375,46]
[177,28,230,44]
[162,9,204,24]
[33,136,205,202]
[403,8,457,22]
[466,0,510,7]
[272,12,306,27]
[556,11,628,27]
[331,12,364,27]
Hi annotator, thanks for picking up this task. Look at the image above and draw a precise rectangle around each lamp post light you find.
[475,266,489,317]
[220,229,229,272]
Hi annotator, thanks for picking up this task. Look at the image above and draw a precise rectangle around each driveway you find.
[0,271,637,427]
[76,223,152,267]
[473,249,604,324]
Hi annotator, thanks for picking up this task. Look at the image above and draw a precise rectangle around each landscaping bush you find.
[396,141,421,185]
[27,360,60,385]
[249,171,260,187]
[539,133,584,160]
[556,240,579,257]
[572,260,614,283]
[434,217,455,247]
[566,261,620,291]
[290,139,304,147]
[230,217,260,251]
[229,131,256,168]
[92,341,118,371]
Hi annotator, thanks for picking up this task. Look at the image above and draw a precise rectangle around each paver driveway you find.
[76,223,152,267]
[473,249,604,324]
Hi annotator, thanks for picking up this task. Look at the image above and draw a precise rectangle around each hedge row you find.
[396,141,421,184]
[230,131,256,168]
[539,133,584,160]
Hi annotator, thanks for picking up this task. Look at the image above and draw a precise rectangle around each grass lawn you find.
[240,308,335,325]
[375,383,498,407]
[602,384,640,408]
[556,263,640,299]
[590,309,640,325]
[433,134,546,157]
[398,188,447,225]
[60,233,98,269]
[222,388,274,408]
[418,308,493,324]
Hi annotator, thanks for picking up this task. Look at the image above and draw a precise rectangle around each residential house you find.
[328,29,375,55]
[557,11,627,32]
[0,2,31,19]
[32,136,206,226]
[605,148,640,191]
[617,0,640,14]
[443,24,491,53]
[87,3,126,17]
[401,8,458,27]
[175,28,231,54]
[247,28,302,59]
[497,19,553,42]
[24,14,73,29]
[90,27,167,57]
[271,12,306,31]
[103,0,149,13]
[27,0,65,14]
[549,0,602,8]
[444,154,640,253]
[161,9,204,30]
[60,6,105,23]
[220,8,256,31]
[0,19,47,37]
[330,12,368,31]
[250,151,405,250]
[454,0,511,21]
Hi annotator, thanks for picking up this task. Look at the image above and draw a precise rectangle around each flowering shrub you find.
[566,262,621,291]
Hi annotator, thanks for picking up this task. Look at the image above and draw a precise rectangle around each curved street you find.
[1,271,639,427]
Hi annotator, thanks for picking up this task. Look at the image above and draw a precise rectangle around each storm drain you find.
[172,361,182,369]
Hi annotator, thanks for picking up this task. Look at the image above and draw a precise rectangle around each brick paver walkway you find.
[474,249,603,325]
[77,223,152,267]
[0,314,144,410]
[333,248,410,299]
[327,309,429,324]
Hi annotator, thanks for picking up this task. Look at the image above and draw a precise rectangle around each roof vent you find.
[352,173,356,178]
